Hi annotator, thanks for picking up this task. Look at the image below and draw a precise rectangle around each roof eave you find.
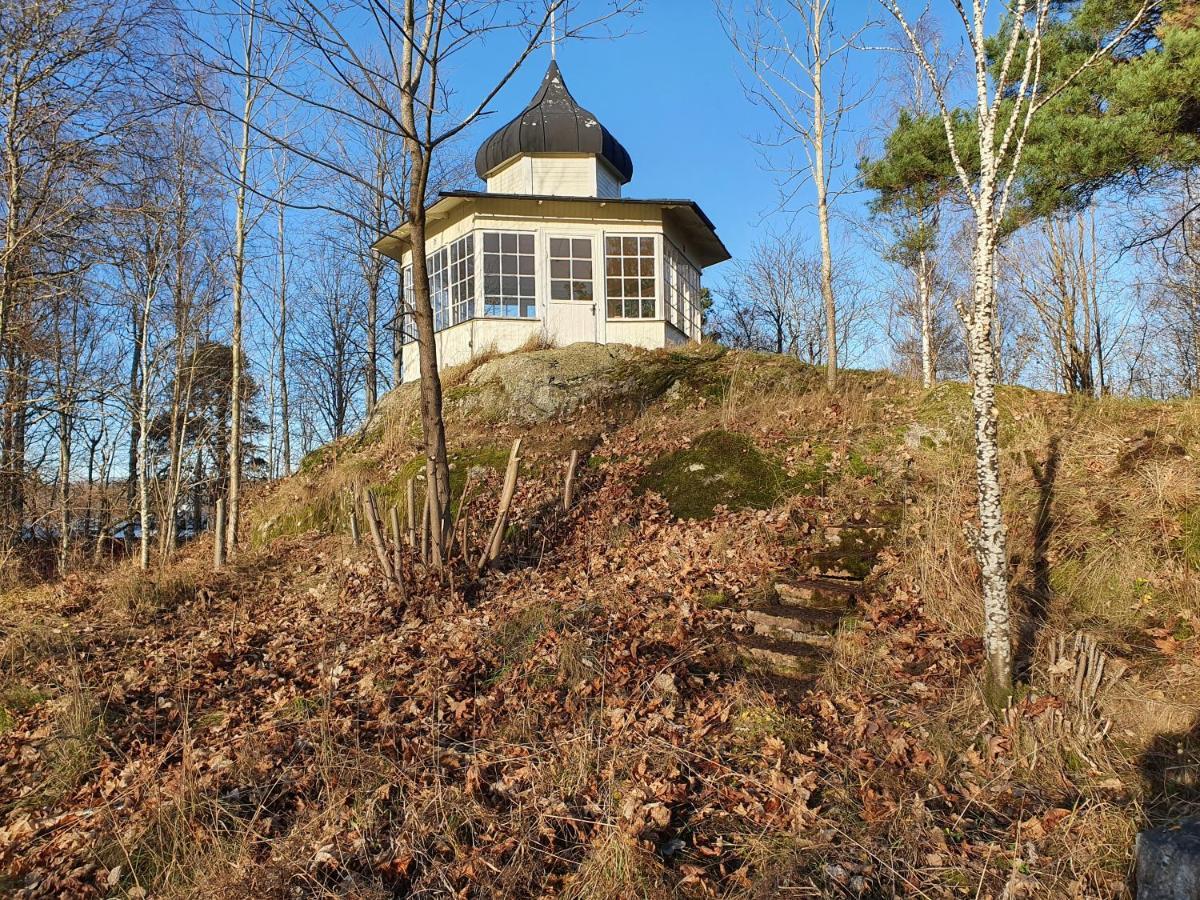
[373,191,731,269]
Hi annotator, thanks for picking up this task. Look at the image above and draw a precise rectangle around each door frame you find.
[540,229,602,345]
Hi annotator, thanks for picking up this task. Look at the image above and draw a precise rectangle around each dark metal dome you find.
[474,60,634,184]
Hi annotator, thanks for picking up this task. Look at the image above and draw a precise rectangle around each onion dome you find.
[474,60,634,185]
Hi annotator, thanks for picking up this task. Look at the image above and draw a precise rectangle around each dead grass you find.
[561,829,669,900]
[105,568,199,622]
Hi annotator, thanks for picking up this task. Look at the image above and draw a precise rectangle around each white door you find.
[544,234,599,345]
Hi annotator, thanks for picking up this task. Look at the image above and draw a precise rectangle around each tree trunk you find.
[406,210,452,555]
[137,286,154,571]
[366,263,378,415]
[58,407,72,575]
[969,221,1012,704]
[918,250,935,389]
[811,26,838,390]
[226,11,255,558]
[277,200,291,475]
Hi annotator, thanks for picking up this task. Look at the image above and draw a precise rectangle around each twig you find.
[563,448,579,511]
[362,489,396,586]
[478,438,522,575]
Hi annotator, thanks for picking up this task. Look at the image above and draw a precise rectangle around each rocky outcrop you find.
[448,343,657,424]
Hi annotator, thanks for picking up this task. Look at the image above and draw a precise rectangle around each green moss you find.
[637,430,799,520]
[917,381,972,425]
[846,451,878,480]
[298,444,334,474]
[374,443,511,517]
[1,684,47,731]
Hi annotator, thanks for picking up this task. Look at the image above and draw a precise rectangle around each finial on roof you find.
[551,4,557,61]
[474,58,634,184]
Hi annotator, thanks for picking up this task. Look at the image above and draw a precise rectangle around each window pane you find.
[574,260,592,279]
[485,275,500,295]
[521,298,536,317]
[573,238,590,257]
[607,278,621,298]
[607,297,621,317]
[502,276,517,295]
[606,257,621,277]
[606,237,621,254]
[573,282,593,301]
[519,234,534,254]
[641,278,655,298]
[623,258,638,276]
[623,236,637,254]
[502,233,517,253]
[518,255,534,275]
[484,254,500,275]
[551,259,570,279]
[640,237,654,254]
[641,297,655,318]
[484,233,499,253]
[550,238,570,256]
[640,257,654,276]
[551,280,569,300]
[519,277,534,297]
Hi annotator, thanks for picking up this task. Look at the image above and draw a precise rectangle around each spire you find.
[474,60,634,185]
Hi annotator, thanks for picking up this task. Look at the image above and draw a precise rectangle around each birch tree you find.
[721,0,868,390]
[879,0,1155,700]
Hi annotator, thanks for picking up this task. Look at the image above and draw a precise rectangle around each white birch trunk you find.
[226,4,256,557]
[137,284,155,571]
[918,250,934,389]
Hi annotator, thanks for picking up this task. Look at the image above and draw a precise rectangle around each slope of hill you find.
[2,344,1198,898]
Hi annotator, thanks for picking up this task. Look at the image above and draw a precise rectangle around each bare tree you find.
[1008,209,1110,396]
[293,248,364,442]
[879,0,1154,700]
[218,0,639,565]
[721,0,870,390]
[0,0,150,549]
[1141,173,1200,397]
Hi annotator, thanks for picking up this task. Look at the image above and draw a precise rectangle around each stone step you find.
[775,578,859,609]
[805,549,879,580]
[736,632,827,676]
[744,604,843,644]
[823,524,890,549]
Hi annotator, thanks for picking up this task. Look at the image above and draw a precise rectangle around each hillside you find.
[2,343,1199,898]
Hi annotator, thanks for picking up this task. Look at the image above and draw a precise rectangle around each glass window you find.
[400,233,475,337]
[548,237,594,301]
[605,235,657,319]
[482,231,536,317]
[664,242,701,338]
[399,264,415,344]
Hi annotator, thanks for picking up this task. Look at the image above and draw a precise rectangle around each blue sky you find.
[449,0,885,281]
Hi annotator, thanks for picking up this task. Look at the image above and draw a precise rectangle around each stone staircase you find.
[735,503,901,695]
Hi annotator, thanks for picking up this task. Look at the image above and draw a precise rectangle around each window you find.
[482,231,536,317]
[664,242,701,338]
[605,235,656,319]
[402,234,474,335]
[427,234,475,331]
[399,265,415,344]
[549,237,594,301]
